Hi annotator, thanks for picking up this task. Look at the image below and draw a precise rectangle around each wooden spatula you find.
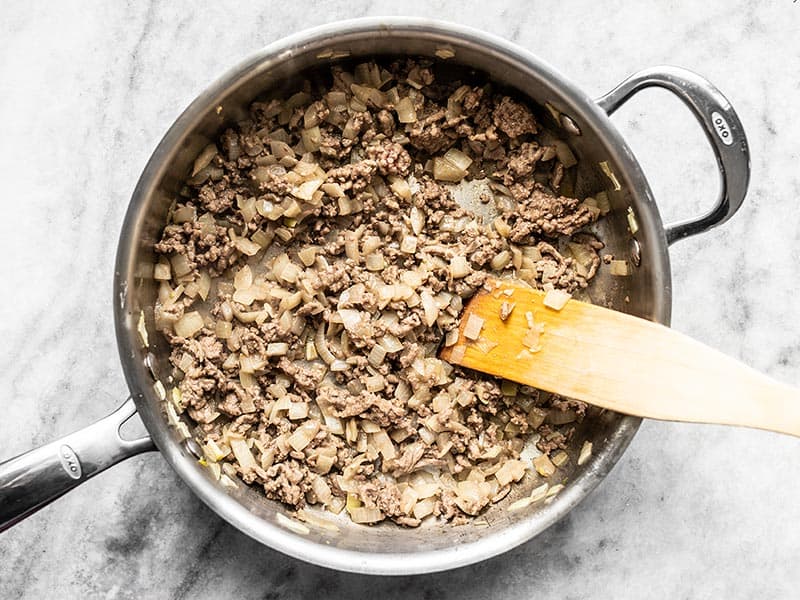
[439,280,800,437]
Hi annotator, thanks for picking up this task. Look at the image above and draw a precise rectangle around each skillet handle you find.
[0,397,154,532]
[596,66,750,245]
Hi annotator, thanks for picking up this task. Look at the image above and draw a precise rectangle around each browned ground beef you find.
[153,58,605,526]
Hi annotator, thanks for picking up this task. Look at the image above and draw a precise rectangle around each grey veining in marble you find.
[2,1,799,598]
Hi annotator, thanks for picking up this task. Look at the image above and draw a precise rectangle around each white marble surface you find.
[2,1,799,598]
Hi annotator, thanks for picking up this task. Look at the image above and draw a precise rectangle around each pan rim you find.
[113,16,669,575]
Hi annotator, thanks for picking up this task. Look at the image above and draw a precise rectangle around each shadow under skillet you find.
[148,465,612,600]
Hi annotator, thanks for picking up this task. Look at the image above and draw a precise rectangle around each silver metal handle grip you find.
[596,66,750,245]
[0,397,154,531]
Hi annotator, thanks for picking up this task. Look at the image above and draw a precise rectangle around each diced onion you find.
[203,439,227,462]
[276,513,310,535]
[449,256,470,279]
[400,235,417,254]
[546,408,577,425]
[314,325,337,365]
[395,97,417,123]
[172,205,196,224]
[321,182,345,198]
[136,311,149,347]
[196,271,211,301]
[365,253,385,271]
[595,191,611,215]
[533,454,556,477]
[292,179,324,201]
[501,380,518,396]
[435,46,455,59]
[174,312,204,338]
[433,156,467,182]
[191,144,218,177]
[525,408,547,430]
[370,430,396,460]
[234,237,262,256]
[153,261,171,281]
[552,450,569,467]
[499,301,515,322]
[270,140,295,159]
[215,320,232,339]
[279,262,301,284]
[266,342,289,356]
[237,196,257,223]
[495,459,526,487]
[410,206,425,235]
[449,344,466,363]
[578,441,593,466]
[301,126,322,152]
[598,160,621,191]
[349,506,384,524]
[288,421,320,452]
[364,375,385,392]
[472,337,498,354]
[626,206,639,235]
[522,327,542,352]
[239,354,266,374]
[412,498,436,520]
[288,402,309,420]
[362,235,382,255]
[399,271,421,290]
[298,247,317,267]
[170,254,192,278]
[378,334,403,354]
[554,141,577,168]
[338,308,362,333]
[443,148,473,172]
[444,329,460,347]
[153,380,166,401]
[367,344,386,366]
[420,291,439,327]
[230,437,257,472]
[463,314,484,341]
[350,84,386,108]
[530,482,550,502]
[609,260,630,276]
[543,289,571,311]
[490,250,511,271]
[508,496,534,512]
[389,177,412,201]
[233,265,253,291]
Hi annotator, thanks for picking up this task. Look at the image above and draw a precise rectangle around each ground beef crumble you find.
[154,58,605,527]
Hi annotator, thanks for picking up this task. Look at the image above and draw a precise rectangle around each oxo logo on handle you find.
[711,111,734,146]
[58,445,82,480]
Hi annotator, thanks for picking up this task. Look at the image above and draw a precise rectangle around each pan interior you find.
[115,21,669,573]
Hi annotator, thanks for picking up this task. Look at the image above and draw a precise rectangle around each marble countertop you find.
[2,2,799,598]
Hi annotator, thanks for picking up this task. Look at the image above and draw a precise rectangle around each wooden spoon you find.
[439,280,800,437]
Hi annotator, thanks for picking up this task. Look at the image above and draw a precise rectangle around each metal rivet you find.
[183,437,203,459]
[560,114,581,136]
[630,238,642,267]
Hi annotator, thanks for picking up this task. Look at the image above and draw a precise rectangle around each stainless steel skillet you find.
[0,18,749,575]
